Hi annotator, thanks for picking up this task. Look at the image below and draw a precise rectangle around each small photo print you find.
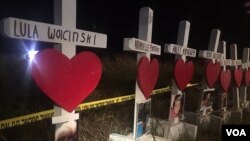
[137,121,144,137]
[200,89,214,110]
[169,93,185,120]
[136,100,151,138]
[221,92,228,109]
[55,120,78,141]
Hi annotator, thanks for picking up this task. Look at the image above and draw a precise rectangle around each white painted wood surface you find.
[122,7,161,139]
[240,48,250,108]
[218,41,228,74]
[2,17,107,48]
[164,44,196,57]
[230,44,242,110]
[164,21,196,123]
[123,38,161,55]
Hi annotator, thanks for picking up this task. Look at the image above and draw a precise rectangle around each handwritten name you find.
[124,38,161,55]
[2,17,107,48]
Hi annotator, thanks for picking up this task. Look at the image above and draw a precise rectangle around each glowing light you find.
[28,50,38,61]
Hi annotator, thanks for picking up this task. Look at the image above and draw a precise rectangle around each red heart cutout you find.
[174,59,194,91]
[137,57,159,99]
[205,61,221,88]
[31,49,102,112]
[244,69,250,86]
[220,69,231,93]
[233,67,243,88]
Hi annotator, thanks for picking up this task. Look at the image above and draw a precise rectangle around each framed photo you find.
[136,100,151,138]
[55,120,78,141]
[200,89,214,111]
[221,92,228,109]
[169,93,185,120]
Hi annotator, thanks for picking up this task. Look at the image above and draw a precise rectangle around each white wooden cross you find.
[164,21,196,123]
[240,48,250,108]
[230,44,242,110]
[218,41,231,113]
[198,29,222,115]
[1,0,107,140]
[123,7,161,139]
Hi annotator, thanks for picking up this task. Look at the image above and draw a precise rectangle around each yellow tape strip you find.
[75,94,135,112]
[0,110,53,130]
[0,84,198,130]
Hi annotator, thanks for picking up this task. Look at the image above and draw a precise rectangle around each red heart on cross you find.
[205,61,221,88]
[233,67,243,88]
[220,69,231,93]
[244,69,250,86]
[174,59,194,91]
[137,57,159,99]
[31,49,102,112]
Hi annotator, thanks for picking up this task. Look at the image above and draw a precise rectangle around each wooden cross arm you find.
[164,43,196,57]
[123,38,161,55]
[242,62,250,69]
[198,50,224,60]
[231,60,242,66]
[220,59,232,66]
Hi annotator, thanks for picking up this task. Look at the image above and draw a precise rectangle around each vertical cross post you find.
[123,7,161,139]
[52,0,78,140]
[218,42,230,75]
[241,48,250,108]
[218,41,232,113]
[230,44,242,110]
[54,0,76,58]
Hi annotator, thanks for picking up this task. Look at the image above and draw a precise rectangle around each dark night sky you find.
[0,0,250,57]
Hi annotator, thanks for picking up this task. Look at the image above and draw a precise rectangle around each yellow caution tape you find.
[75,94,135,112]
[0,83,198,130]
[0,110,54,130]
